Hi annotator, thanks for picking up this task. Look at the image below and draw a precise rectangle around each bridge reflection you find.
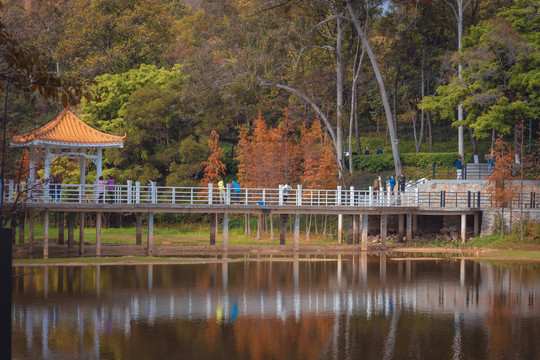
[12,256,540,359]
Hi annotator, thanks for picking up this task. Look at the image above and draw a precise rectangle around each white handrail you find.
[2,180,538,209]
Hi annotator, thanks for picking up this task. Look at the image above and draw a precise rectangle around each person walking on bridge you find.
[218,179,226,204]
[283,183,292,204]
[97,176,107,203]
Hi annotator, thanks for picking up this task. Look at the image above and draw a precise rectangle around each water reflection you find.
[12,255,540,360]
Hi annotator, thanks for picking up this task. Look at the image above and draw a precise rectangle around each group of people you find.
[48,176,62,202]
[97,175,115,203]
[218,179,242,204]
[362,146,384,155]
[373,174,406,195]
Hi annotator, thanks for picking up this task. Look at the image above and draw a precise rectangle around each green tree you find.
[420,4,539,150]
[57,0,175,78]
[82,64,183,132]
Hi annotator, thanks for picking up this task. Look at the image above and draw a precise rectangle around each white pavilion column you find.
[44,146,51,180]
[96,148,103,179]
[79,149,86,185]
[29,145,36,184]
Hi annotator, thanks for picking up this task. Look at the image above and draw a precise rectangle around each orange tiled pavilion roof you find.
[11,108,125,148]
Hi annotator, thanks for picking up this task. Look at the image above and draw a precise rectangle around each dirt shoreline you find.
[12,244,540,265]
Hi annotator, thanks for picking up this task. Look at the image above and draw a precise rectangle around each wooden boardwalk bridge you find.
[4,181,538,258]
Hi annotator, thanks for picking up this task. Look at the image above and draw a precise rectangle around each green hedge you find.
[352,152,470,172]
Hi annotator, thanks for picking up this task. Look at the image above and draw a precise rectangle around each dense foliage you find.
[2,0,538,190]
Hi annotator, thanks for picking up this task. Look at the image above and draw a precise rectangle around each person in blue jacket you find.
[389,175,396,195]
[376,147,383,155]
[232,181,241,204]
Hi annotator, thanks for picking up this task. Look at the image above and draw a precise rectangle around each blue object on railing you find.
[258,201,266,205]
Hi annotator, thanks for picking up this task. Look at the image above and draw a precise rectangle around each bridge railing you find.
[3,180,538,209]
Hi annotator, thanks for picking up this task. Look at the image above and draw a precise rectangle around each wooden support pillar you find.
[209,213,216,245]
[413,214,418,236]
[68,212,75,249]
[147,212,154,254]
[406,214,413,243]
[461,213,467,243]
[474,212,479,237]
[136,213,142,245]
[58,212,65,245]
[43,211,49,259]
[18,211,25,246]
[222,213,229,249]
[398,214,404,242]
[347,215,354,245]
[279,214,287,245]
[28,209,34,251]
[79,213,85,256]
[361,214,368,251]
[353,215,360,245]
[380,214,387,249]
[96,213,101,257]
[293,214,300,251]
[338,214,343,244]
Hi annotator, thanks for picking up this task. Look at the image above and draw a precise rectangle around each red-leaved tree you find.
[200,130,226,187]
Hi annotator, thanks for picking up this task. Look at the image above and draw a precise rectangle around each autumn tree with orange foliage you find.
[299,121,338,189]
[487,136,516,237]
[237,111,337,189]
[200,130,226,187]
[237,111,301,188]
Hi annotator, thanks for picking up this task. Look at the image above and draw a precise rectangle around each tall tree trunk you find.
[347,4,402,176]
[323,214,327,236]
[514,124,520,164]
[408,100,419,150]
[469,128,478,157]
[491,129,496,151]
[427,112,434,153]
[393,64,401,139]
[349,39,366,173]
[335,18,346,179]
[426,65,434,153]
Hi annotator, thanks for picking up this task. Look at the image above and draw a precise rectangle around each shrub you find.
[352,152,470,172]
[352,154,395,172]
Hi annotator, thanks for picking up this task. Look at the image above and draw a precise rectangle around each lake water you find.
[12,254,540,359]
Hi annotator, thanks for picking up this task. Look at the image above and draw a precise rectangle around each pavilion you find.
[10,108,125,185]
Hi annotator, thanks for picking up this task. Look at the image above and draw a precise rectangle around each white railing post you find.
[226,183,231,205]
[172,187,176,204]
[8,180,14,203]
[152,182,157,203]
[369,186,373,206]
[190,188,194,204]
[208,183,213,205]
[337,186,342,206]
[297,185,303,206]
[279,185,283,206]
[126,180,133,204]
[262,189,266,205]
[350,186,354,206]
[244,188,248,205]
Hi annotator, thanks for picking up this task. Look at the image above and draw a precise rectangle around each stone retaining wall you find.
[419,180,540,236]
[417,179,540,194]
